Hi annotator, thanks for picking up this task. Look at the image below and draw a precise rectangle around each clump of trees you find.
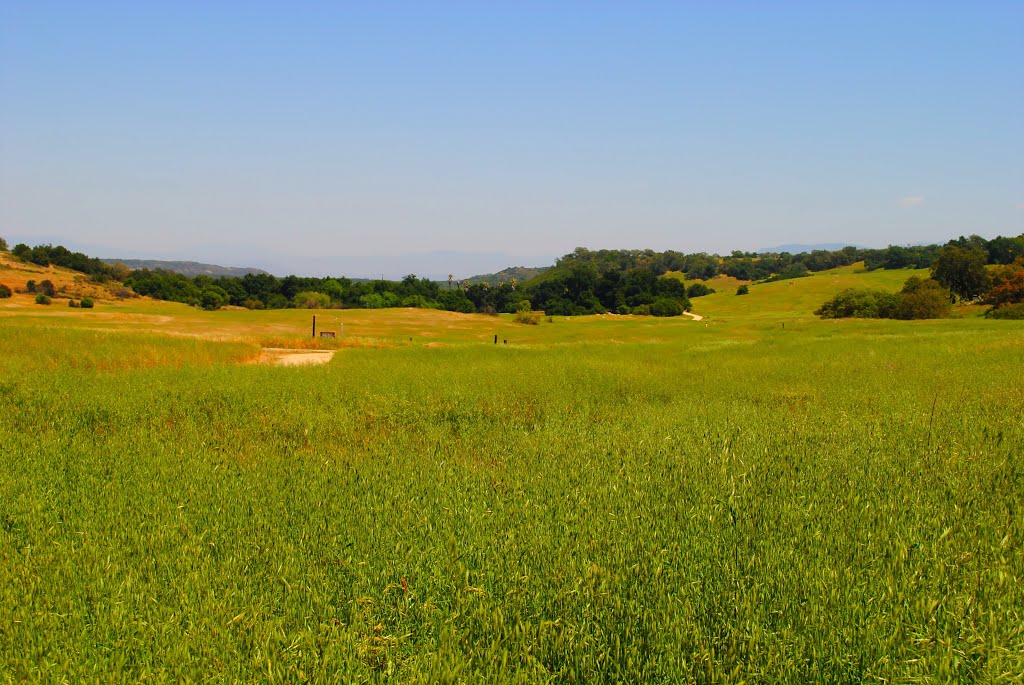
[983,259,1024,318]
[0,284,11,298]
[524,261,691,316]
[931,245,990,302]
[0,236,8,251]
[816,276,952,320]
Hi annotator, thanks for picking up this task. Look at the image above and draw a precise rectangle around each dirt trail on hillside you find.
[683,311,704,321]
[259,348,335,366]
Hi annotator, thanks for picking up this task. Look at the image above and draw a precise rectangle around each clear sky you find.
[1,1,1021,274]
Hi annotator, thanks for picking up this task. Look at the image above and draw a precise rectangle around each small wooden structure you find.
[319,331,336,339]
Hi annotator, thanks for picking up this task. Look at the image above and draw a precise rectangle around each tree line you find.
[4,233,1022,318]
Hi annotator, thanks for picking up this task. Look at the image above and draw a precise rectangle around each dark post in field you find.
[312,315,316,338]
[494,335,497,345]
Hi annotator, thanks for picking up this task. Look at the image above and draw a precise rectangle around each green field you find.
[2,266,1022,682]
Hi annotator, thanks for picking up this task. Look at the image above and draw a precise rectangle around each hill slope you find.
[102,259,269,277]
[462,265,550,285]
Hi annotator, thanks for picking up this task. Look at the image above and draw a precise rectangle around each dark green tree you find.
[931,245,990,302]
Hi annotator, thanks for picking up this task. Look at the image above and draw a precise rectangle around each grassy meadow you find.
[1,264,1023,682]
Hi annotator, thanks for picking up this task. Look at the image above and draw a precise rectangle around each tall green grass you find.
[1,320,1022,681]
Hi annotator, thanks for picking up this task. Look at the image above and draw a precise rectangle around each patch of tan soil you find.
[258,348,335,366]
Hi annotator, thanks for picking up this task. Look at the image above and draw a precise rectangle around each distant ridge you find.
[462,265,551,285]
[102,259,269,278]
[756,243,868,254]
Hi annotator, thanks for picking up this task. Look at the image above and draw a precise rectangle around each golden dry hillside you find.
[0,251,129,305]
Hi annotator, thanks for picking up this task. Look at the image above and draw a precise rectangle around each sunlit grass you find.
[1,269,1022,681]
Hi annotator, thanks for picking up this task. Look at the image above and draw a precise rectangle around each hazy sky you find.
[1,1,1021,273]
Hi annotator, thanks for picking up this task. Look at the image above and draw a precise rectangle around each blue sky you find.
[1,2,1021,275]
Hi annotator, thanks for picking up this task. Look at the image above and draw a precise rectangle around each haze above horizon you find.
[1,2,1021,276]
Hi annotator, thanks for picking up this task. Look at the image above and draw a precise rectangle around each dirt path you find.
[259,348,335,366]
[683,311,704,321]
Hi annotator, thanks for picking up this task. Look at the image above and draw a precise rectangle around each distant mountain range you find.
[102,259,269,278]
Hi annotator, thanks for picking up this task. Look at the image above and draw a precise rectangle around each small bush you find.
[632,304,652,316]
[0,236,7,251]
[37,280,56,297]
[985,303,1024,319]
[513,310,542,325]
[481,305,498,316]
[26,280,36,293]
[80,298,94,309]
[35,294,51,305]
[69,299,80,308]
[736,285,750,295]
[242,298,265,310]
[0,284,11,299]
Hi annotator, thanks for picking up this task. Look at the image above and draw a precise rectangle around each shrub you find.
[26,280,36,293]
[632,304,652,316]
[69,299,79,308]
[650,297,684,317]
[736,285,750,295]
[686,283,715,298]
[35,294,51,305]
[985,303,1024,319]
[0,236,7,251]
[242,298,265,310]
[0,284,11,299]
[816,289,899,319]
[513,310,542,325]
[200,289,225,311]
[37,279,57,297]
[80,298,94,309]
[816,277,952,320]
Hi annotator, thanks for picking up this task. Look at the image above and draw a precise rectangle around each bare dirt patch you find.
[258,348,335,366]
